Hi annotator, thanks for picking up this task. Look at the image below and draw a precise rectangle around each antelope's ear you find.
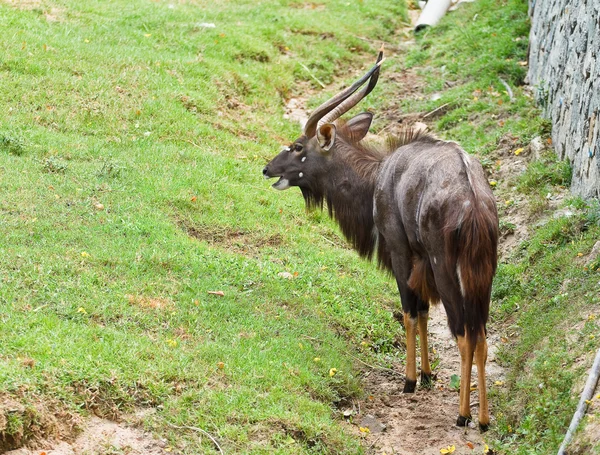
[345,112,373,142]
[317,123,336,152]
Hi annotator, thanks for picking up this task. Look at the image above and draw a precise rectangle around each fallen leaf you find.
[208,291,225,296]
[191,196,197,202]
[513,147,524,156]
[77,307,87,314]
[440,445,456,454]
[329,368,337,377]
[21,358,36,369]
[217,361,225,370]
[359,426,370,434]
[494,380,504,386]
[466,441,474,449]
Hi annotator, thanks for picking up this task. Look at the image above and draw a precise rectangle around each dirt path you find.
[355,304,505,455]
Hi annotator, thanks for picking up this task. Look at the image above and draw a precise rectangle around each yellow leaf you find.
[484,443,490,454]
[577,252,583,257]
[81,251,90,257]
[440,445,456,454]
[313,357,321,362]
[329,368,337,377]
[359,427,370,434]
[514,147,524,156]
[144,33,152,37]
[77,307,87,314]
[494,380,504,386]
[489,180,497,187]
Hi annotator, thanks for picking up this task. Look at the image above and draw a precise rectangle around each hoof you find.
[420,371,434,388]
[403,379,417,393]
[479,422,489,432]
[456,414,472,427]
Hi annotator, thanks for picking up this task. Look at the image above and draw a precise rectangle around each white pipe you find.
[557,346,600,455]
[415,0,453,32]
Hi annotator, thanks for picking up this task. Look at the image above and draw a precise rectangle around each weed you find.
[0,133,27,156]
[40,156,68,173]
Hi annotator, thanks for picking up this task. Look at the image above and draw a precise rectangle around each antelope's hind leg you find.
[456,334,475,427]
[475,331,489,431]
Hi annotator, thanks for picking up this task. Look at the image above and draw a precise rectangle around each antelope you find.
[262,50,498,431]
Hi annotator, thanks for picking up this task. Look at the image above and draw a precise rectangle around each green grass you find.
[3,0,600,453]
[0,1,406,453]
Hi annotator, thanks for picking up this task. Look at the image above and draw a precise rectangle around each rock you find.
[359,414,386,433]
[529,136,545,161]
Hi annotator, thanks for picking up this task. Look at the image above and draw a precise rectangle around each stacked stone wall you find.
[527,0,599,199]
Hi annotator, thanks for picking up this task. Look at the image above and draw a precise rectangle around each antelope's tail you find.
[445,192,499,340]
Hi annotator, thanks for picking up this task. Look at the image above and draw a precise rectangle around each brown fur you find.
[407,256,441,305]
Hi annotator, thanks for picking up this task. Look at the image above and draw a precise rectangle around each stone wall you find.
[527,0,599,199]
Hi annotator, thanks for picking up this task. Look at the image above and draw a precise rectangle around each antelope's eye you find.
[293,143,303,152]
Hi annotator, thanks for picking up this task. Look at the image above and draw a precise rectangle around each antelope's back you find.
[373,138,497,255]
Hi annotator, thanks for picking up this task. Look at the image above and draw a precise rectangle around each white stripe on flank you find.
[457,264,466,297]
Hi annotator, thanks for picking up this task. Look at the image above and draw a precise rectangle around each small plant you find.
[98,158,125,178]
[41,156,68,173]
[0,133,27,156]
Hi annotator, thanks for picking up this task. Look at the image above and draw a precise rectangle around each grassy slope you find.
[378,1,600,453]
[0,1,407,453]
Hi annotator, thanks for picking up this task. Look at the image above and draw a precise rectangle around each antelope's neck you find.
[323,166,378,260]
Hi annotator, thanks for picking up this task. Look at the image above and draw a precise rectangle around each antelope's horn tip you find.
[379,43,385,52]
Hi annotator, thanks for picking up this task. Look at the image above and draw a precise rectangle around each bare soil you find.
[6,410,170,455]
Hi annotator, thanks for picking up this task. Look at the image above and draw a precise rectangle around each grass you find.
[2,0,600,453]
[0,0,407,453]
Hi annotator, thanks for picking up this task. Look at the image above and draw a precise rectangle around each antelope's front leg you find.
[403,312,417,393]
[417,310,433,386]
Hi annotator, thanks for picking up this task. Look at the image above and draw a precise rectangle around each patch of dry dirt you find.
[0,0,65,21]
[179,219,284,257]
[6,410,170,455]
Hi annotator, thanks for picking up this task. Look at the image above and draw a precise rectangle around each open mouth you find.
[270,176,290,190]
